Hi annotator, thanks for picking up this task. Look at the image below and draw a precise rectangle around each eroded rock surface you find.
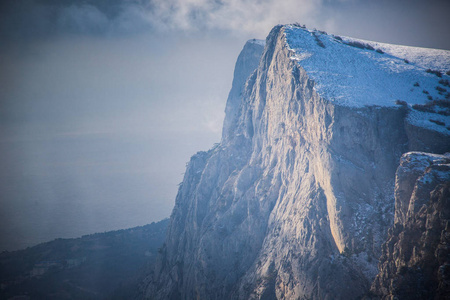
[371,152,450,300]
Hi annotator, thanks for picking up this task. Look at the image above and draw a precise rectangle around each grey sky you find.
[1,0,449,251]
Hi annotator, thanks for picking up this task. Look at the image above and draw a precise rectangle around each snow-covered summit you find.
[284,25,450,108]
[283,24,450,133]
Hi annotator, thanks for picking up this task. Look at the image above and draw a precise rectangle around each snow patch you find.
[407,109,450,135]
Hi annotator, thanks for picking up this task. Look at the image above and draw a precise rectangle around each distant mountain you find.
[0,219,168,299]
[144,25,450,299]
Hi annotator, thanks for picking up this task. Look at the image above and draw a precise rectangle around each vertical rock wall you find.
[145,26,450,300]
[230,26,407,300]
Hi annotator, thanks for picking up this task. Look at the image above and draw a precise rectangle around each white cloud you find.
[11,0,323,38]
[3,0,450,50]
[119,0,322,37]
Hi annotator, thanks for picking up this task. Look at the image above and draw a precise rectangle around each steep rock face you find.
[223,39,266,141]
[145,25,450,300]
[371,152,450,299]
[146,39,266,300]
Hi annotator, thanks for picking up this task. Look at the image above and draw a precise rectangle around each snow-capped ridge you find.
[283,24,450,134]
[338,36,450,72]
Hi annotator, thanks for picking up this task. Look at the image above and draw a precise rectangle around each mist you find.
[1,0,449,251]
[0,32,239,250]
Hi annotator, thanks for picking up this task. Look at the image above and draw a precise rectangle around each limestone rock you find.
[144,25,450,300]
[371,152,450,299]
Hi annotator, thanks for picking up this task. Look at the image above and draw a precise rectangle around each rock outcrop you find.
[144,25,450,299]
[371,152,450,299]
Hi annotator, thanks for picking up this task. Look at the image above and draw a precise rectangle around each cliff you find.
[144,25,450,299]
[370,152,450,299]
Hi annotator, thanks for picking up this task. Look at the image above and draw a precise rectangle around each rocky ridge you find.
[0,219,168,299]
[370,152,450,299]
[145,25,450,299]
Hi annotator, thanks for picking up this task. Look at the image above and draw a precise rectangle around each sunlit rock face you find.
[144,25,450,299]
[371,152,450,299]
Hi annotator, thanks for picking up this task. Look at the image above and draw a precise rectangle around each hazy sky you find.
[1,0,449,251]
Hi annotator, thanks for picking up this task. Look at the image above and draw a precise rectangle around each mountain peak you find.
[145,24,450,300]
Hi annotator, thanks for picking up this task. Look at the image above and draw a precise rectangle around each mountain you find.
[0,219,168,299]
[144,25,450,299]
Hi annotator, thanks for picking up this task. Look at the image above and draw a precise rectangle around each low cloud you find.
[138,0,321,36]
[3,0,450,50]
[0,0,322,39]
